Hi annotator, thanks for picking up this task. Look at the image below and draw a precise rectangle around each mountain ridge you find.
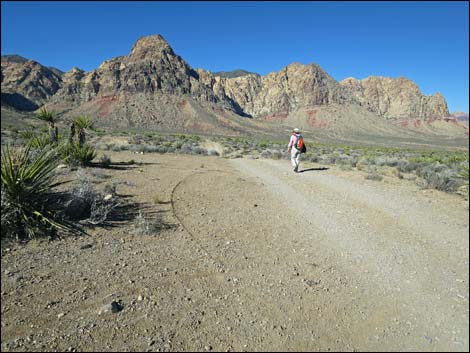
[1,34,467,141]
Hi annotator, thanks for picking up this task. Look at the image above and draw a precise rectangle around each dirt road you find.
[1,153,468,352]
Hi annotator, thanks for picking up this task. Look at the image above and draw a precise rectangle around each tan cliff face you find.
[340,76,449,120]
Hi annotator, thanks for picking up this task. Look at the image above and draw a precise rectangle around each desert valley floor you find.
[1,152,469,352]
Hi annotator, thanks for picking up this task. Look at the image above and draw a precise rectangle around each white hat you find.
[293,128,300,133]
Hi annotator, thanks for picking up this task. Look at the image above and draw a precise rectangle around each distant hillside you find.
[212,69,259,78]
[451,111,469,125]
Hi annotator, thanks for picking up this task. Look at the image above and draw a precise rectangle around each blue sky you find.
[1,1,469,112]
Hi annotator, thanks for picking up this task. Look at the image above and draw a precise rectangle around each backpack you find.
[295,135,307,153]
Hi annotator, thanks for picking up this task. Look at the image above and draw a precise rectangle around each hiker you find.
[287,128,305,173]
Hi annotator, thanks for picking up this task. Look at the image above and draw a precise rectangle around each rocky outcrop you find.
[199,62,355,118]
[1,55,63,111]
[51,35,227,107]
[340,76,449,120]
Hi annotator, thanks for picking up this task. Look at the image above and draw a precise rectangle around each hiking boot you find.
[294,166,298,173]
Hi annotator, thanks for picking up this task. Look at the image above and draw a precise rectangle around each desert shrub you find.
[271,151,282,160]
[395,170,404,179]
[180,143,193,154]
[375,157,399,167]
[1,144,68,240]
[61,170,120,225]
[128,144,140,152]
[103,183,117,195]
[99,154,112,166]
[133,211,164,236]
[133,144,159,153]
[157,146,169,154]
[336,154,358,167]
[260,150,271,159]
[193,147,207,155]
[95,143,109,150]
[319,154,337,165]
[119,144,130,151]
[173,141,184,149]
[416,163,463,192]
[339,163,353,171]
[90,169,111,180]
[365,167,383,181]
[130,134,144,144]
[307,154,319,163]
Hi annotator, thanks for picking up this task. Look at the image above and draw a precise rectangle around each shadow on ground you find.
[299,167,329,173]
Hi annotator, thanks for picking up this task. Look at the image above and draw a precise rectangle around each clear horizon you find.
[1,1,469,112]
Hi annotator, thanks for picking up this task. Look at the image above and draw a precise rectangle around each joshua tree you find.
[36,107,58,143]
[73,116,94,147]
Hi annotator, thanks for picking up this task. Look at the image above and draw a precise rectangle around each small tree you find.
[36,107,58,143]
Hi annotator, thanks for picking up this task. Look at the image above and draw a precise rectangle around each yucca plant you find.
[28,134,54,150]
[61,143,97,167]
[19,129,37,141]
[1,144,68,240]
[36,107,58,143]
[73,116,94,147]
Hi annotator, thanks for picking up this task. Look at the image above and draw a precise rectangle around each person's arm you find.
[287,135,294,152]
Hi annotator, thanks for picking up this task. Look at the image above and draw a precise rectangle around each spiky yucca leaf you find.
[36,107,56,124]
[73,116,94,130]
[19,129,37,141]
[29,134,53,149]
[1,144,68,240]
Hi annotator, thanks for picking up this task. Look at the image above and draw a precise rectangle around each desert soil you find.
[1,151,469,352]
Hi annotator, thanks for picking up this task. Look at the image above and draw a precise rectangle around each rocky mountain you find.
[198,62,355,120]
[339,76,449,120]
[2,34,465,141]
[1,55,63,111]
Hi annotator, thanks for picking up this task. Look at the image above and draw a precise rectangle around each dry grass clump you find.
[133,211,166,236]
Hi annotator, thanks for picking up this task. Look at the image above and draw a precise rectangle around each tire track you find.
[170,169,229,273]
